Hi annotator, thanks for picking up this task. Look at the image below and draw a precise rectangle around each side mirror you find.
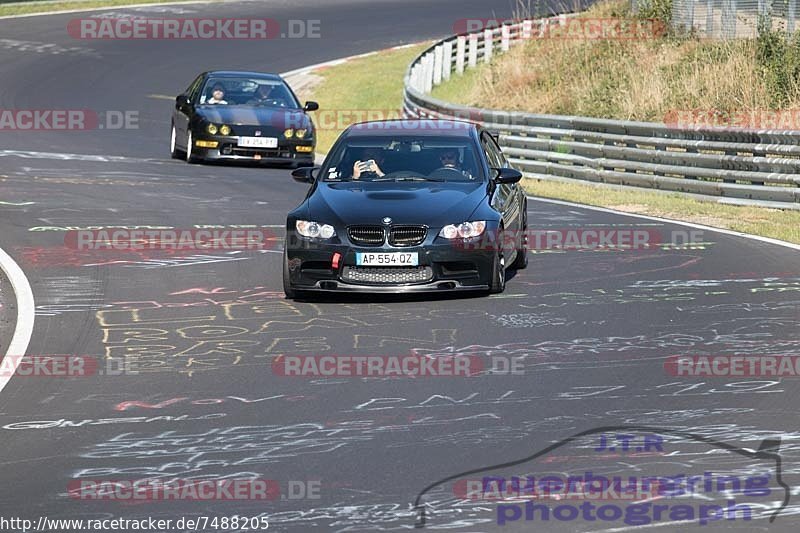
[292,166,317,183]
[177,94,190,106]
[493,167,522,184]
[304,101,319,112]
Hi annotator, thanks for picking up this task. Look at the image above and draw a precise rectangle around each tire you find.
[169,123,184,159]
[511,205,528,270]
[489,251,506,294]
[186,131,199,164]
[283,251,296,299]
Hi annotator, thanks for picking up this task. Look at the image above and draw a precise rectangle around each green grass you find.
[430,65,483,104]
[523,179,800,244]
[302,43,430,153]
[0,0,212,16]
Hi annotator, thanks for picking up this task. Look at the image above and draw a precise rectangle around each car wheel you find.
[186,131,199,164]
[489,251,506,294]
[511,206,528,270]
[169,123,184,159]
[283,251,296,299]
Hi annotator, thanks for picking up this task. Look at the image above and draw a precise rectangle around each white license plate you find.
[238,136,278,148]
[356,252,419,266]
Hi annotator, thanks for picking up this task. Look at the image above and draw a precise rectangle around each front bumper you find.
[193,135,314,165]
[285,237,495,293]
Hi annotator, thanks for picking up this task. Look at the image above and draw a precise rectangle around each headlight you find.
[295,129,308,139]
[206,124,218,135]
[439,221,487,239]
[219,125,231,135]
[296,220,336,239]
[284,128,295,139]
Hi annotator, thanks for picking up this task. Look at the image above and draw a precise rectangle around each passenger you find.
[207,84,228,105]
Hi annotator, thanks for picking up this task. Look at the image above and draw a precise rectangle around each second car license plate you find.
[356,252,419,266]
[238,136,278,148]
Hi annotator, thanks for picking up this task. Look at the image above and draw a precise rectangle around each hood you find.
[196,106,310,129]
[308,181,487,227]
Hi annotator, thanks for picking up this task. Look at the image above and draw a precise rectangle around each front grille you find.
[348,225,385,246]
[342,266,433,284]
[227,146,291,158]
[389,225,427,247]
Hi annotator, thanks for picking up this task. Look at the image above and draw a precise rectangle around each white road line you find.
[0,245,35,394]
[526,195,800,253]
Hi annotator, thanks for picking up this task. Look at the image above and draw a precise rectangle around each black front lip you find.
[285,238,495,293]
[304,279,489,293]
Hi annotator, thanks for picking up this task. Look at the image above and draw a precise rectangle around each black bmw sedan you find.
[283,119,528,297]
[170,70,318,166]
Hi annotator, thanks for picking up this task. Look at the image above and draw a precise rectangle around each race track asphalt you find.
[0,1,798,531]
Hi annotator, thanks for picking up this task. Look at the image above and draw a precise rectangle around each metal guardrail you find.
[402,17,800,206]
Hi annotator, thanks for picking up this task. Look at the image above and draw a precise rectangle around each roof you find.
[205,71,283,80]
[344,119,479,137]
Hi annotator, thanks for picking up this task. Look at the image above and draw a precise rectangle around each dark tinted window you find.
[198,77,299,107]
[321,135,485,182]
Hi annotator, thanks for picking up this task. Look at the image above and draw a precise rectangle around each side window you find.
[481,132,502,169]
[486,132,508,167]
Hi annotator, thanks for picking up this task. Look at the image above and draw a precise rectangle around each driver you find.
[353,148,386,179]
[247,85,284,106]
[437,148,473,179]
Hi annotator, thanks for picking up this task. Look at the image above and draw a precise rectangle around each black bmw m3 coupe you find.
[283,119,528,298]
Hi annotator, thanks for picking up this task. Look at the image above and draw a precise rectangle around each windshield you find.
[321,135,484,182]
[198,77,300,108]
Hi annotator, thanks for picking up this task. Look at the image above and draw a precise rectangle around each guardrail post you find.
[721,0,736,38]
[468,33,478,67]
[433,45,443,86]
[456,36,466,74]
[686,0,696,31]
[484,29,493,62]
[522,19,533,39]
[442,40,453,80]
[423,52,434,93]
[501,25,511,50]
